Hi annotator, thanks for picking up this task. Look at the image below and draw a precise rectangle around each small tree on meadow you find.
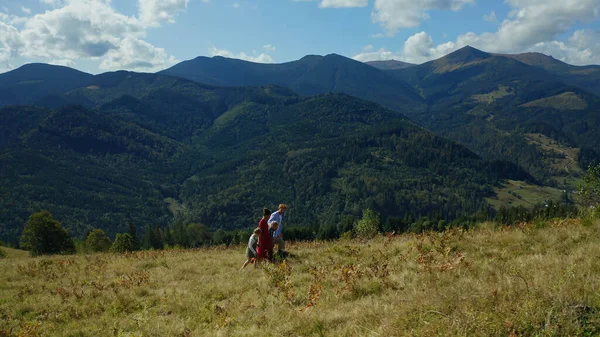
[354,208,380,239]
[85,229,112,252]
[20,210,75,256]
[110,233,137,253]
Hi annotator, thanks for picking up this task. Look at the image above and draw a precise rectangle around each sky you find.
[0,0,599,74]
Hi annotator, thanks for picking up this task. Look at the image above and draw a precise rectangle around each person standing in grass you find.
[269,204,288,256]
[241,227,261,269]
[256,208,273,261]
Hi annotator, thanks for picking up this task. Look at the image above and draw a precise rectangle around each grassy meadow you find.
[1,218,599,337]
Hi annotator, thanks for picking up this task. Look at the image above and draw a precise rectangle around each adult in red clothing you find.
[256,208,273,261]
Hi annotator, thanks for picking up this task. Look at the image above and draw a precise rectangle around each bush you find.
[354,208,380,239]
[0,247,6,258]
[85,229,112,252]
[19,210,75,256]
[110,233,137,253]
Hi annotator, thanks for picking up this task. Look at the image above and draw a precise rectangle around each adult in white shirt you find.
[268,203,288,254]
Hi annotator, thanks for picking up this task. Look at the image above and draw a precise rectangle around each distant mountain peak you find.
[442,45,492,64]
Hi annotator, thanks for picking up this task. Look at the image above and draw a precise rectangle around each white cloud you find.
[100,37,177,72]
[483,10,496,23]
[263,44,276,52]
[210,46,274,63]
[48,59,77,67]
[357,1,600,66]
[232,2,240,8]
[0,12,28,25]
[371,0,474,36]
[40,0,65,7]
[138,0,189,27]
[319,0,368,8]
[352,31,455,64]
[352,48,394,62]
[21,7,32,14]
[0,22,22,66]
[0,0,180,72]
[453,0,600,64]
[19,0,145,61]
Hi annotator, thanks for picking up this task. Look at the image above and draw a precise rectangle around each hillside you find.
[158,47,600,185]
[0,77,531,243]
[387,46,600,184]
[0,63,94,106]
[0,219,598,336]
[503,52,600,96]
[159,54,425,112]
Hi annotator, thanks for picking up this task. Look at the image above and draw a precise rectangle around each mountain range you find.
[0,46,598,242]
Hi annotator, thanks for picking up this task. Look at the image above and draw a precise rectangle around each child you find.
[241,228,261,269]
[269,221,279,239]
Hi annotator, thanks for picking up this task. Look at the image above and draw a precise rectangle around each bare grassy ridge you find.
[1,219,599,336]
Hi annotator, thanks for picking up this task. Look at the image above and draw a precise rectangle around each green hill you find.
[159,53,426,112]
[0,63,93,106]
[387,46,600,184]
[0,80,529,243]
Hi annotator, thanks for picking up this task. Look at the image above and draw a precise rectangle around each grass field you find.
[487,179,564,209]
[1,218,599,336]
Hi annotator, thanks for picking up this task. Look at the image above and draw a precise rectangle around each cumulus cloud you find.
[210,46,274,63]
[138,0,189,27]
[21,7,32,14]
[371,0,474,35]
[263,44,276,52]
[18,0,145,61]
[0,0,181,72]
[319,0,368,8]
[452,0,600,64]
[100,37,177,71]
[357,0,600,66]
[352,31,455,64]
[0,22,22,67]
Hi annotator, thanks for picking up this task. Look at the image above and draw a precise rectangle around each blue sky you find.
[1,0,599,74]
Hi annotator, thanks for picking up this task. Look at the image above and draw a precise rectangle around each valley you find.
[0,46,599,244]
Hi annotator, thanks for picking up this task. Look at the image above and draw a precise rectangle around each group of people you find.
[241,204,288,269]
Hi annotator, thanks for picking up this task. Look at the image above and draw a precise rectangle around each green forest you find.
[1,46,599,246]
[1,80,530,245]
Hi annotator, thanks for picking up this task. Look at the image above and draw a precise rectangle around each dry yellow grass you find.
[1,219,599,336]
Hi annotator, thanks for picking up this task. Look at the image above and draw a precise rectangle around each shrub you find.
[354,209,380,239]
[110,233,137,253]
[85,229,112,252]
[19,210,75,256]
[0,247,6,258]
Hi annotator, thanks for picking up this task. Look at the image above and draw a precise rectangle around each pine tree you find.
[128,222,140,250]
